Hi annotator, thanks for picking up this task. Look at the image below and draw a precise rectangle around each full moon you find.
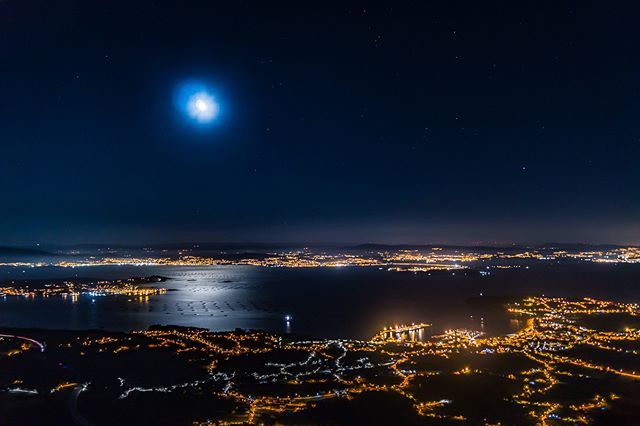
[187,91,219,123]
[195,99,207,111]
[174,80,221,125]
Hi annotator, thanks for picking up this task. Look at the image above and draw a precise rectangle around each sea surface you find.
[1,264,639,339]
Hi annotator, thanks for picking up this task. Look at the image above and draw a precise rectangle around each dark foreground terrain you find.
[1,297,640,425]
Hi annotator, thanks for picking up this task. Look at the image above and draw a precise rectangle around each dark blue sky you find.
[1,0,639,245]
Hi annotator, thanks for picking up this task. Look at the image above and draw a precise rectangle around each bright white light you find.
[195,99,208,111]
[173,81,222,126]
[187,91,219,123]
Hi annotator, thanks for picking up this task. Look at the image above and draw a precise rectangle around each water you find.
[1,264,639,339]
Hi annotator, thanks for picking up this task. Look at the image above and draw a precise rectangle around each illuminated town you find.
[0,276,167,299]
[1,246,639,272]
[1,296,639,424]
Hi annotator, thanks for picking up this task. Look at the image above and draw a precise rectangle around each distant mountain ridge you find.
[23,241,638,254]
[0,246,54,256]
[347,243,634,251]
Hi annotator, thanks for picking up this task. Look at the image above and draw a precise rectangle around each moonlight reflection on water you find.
[1,264,639,339]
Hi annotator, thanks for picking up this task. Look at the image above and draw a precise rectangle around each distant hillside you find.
[348,243,521,251]
[0,246,54,257]
[45,242,309,252]
[533,243,630,250]
[348,242,634,251]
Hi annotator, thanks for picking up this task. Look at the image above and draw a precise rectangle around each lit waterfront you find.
[2,264,640,339]
[2,246,639,270]
[2,296,640,424]
[2,261,640,425]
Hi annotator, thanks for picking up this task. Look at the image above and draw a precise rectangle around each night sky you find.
[2,1,639,245]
